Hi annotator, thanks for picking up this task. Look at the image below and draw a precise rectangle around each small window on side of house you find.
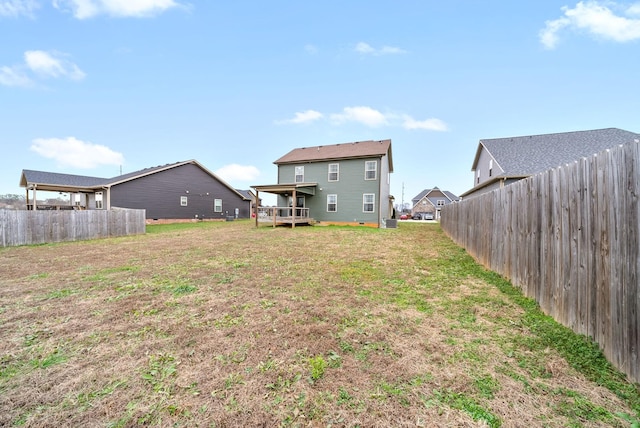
[328,163,339,181]
[363,193,375,213]
[477,170,481,184]
[437,199,445,206]
[214,199,222,212]
[327,194,337,212]
[180,196,188,206]
[365,161,377,180]
[489,159,493,177]
[95,192,103,209]
[295,166,304,183]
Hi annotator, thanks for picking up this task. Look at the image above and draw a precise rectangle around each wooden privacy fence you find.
[0,208,146,247]
[441,142,640,385]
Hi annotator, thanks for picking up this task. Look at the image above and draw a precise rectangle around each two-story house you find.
[252,139,394,228]
[461,128,640,199]
[411,187,459,220]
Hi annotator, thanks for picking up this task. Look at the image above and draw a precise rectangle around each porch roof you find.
[251,182,317,196]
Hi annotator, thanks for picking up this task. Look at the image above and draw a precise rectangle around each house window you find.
[328,163,339,181]
[489,159,493,177]
[327,194,337,212]
[95,192,103,209]
[365,161,377,180]
[295,166,304,183]
[180,196,188,206]
[74,193,81,206]
[363,193,375,213]
[214,199,222,212]
[437,199,446,206]
[477,170,481,184]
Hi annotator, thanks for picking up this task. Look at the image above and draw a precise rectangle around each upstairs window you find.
[363,193,375,213]
[327,194,337,212]
[214,199,222,212]
[437,199,446,206]
[477,170,481,184]
[328,163,339,181]
[489,159,493,177]
[295,166,304,183]
[365,161,377,180]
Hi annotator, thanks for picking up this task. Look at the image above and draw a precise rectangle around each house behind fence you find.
[0,208,146,247]
[441,141,640,385]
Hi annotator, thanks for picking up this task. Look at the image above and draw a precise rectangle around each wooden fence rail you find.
[0,208,146,247]
[441,142,640,385]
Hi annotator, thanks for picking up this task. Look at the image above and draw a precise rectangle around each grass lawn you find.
[1,220,638,427]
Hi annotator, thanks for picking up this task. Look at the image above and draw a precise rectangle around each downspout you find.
[377,159,382,228]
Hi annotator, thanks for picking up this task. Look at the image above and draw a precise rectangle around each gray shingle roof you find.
[475,128,640,176]
[411,187,459,204]
[20,170,109,188]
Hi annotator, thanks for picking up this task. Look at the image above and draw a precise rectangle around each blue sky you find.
[1,1,639,206]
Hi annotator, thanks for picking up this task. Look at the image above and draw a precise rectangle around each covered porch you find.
[251,183,317,228]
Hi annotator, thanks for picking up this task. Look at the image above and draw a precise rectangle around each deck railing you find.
[256,206,311,226]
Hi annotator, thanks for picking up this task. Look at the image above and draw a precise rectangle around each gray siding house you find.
[253,139,394,228]
[411,187,459,220]
[20,160,251,221]
[461,128,640,199]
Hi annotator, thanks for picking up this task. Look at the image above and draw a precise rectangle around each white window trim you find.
[295,166,304,183]
[363,193,375,213]
[437,199,446,206]
[327,194,337,212]
[365,161,377,180]
[214,198,222,212]
[180,196,188,206]
[95,192,103,209]
[328,163,339,182]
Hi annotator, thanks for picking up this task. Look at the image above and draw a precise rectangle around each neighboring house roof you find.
[20,170,108,190]
[471,128,640,176]
[411,187,460,205]
[461,128,640,199]
[274,139,393,172]
[20,160,249,200]
[235,189,255,200]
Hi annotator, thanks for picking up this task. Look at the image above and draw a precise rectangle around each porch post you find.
[291,189,296,229]
[254,190,259,228]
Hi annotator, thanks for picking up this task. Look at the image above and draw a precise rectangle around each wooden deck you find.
[256,207,314,227]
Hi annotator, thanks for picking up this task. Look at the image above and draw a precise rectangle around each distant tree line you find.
[0,194,69,210]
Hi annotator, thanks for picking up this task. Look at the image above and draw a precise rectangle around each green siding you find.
[277,157,391,225]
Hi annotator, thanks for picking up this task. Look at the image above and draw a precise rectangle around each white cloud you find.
[278,106,448,131]
[540,1,640,49]
[0,0,39,17]
[215,164,260,182]
[0,65,32,87]
[330,106,389,127]
[52,0,182,19]
[276,109,324,125]
[24,50,85,80]
[355,41,407,55]
[402,115,448,131]
[30,137,124,168]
